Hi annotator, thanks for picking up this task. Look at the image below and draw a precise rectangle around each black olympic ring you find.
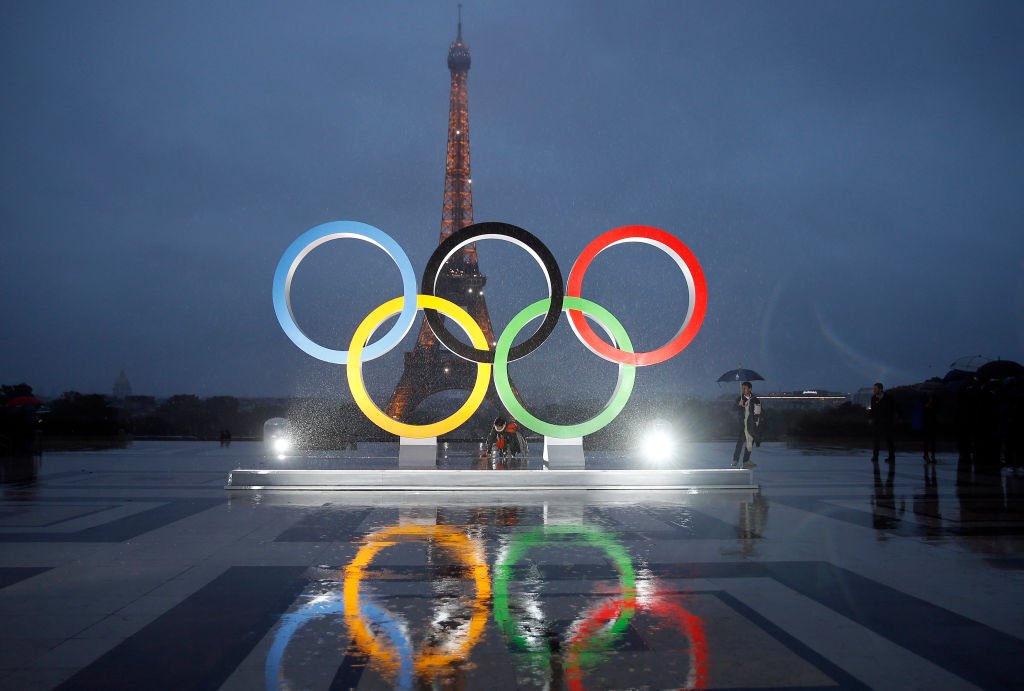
[421,222,564,364]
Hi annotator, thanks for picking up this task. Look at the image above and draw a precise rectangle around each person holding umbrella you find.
[732,381,763,468]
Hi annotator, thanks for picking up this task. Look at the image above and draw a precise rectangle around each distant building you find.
[852,387,874,409]
[720,389,850,410]
[112,369,132,400]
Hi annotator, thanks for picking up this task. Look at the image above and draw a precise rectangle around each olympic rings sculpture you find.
[273,220,707,438]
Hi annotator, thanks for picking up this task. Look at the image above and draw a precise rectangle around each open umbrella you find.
[948,355,991,373]
[975,359,1024,381]
[717,368,765,383]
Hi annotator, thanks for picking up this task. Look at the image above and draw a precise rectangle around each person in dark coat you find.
[732,381,762,468]
[956,377,979,464]
[870,382,896,464]
[922,393,940,463]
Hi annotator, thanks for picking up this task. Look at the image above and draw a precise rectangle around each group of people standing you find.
[955,377,1022,474]
[868,378,1021,471]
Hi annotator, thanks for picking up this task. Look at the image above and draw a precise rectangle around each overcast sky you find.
[2,1,1022,405]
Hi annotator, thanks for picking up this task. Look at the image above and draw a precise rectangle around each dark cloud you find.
[1,1,1021,400]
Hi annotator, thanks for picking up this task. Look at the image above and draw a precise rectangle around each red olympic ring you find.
[564,590,709,691]
[566,225,708,366]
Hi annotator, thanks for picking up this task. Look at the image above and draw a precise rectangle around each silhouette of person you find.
[922,393,939,463]
[732,382,762,468]
[1006,381,1024,473]
[869,382,896,464]
[975,380,1002,472]
[956,376,979,465]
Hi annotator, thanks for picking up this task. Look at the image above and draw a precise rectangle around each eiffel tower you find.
[385,10,505,425]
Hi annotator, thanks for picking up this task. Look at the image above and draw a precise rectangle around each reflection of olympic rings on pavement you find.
[492,526,637,669]
[564,590,709,691]
[273,220,706,437]
[264,593,414,691]
[343,525,491,679]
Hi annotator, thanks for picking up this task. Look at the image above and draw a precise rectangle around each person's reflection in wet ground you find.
[956,460,1006,524]
[737,492,769,556]
[871,460,905,534]
[450,505,523,529]
[1006,472,1024,517]
[912,461,942,538]
[544,627,564,691]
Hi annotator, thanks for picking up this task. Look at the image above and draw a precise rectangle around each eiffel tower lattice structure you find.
[385,12,506,425]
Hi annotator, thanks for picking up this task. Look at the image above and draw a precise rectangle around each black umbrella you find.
[717,368,765,383]
[975,359,1024,381]
[948,355,990,373]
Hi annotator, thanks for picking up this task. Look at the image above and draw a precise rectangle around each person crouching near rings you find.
[485,416,522,467]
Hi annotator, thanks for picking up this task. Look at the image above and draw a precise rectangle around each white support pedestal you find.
[398,436,437,468]
[543,500,586,525]
[543,436,585,469]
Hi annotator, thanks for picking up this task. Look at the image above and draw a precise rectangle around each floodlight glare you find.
[640,423,675,463]
[273,438,292,454]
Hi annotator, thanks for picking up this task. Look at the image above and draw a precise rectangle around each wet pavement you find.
[1,441,1022,689]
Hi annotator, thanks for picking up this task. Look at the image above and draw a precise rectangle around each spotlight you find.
[640,421,676,463]
[264,417,294,458]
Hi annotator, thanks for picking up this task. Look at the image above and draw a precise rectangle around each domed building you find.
[112,369,132,400]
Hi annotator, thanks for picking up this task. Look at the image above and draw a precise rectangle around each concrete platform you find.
[224,467,757,490]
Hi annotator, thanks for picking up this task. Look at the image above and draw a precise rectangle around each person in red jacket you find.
[485,416,523,459]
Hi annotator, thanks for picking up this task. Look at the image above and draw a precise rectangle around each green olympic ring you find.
[493,297,636,438]
[492,525,637,670]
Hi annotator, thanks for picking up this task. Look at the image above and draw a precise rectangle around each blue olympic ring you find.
[272,221,419,364]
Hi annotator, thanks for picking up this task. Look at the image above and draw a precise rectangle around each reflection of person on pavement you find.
[870,460,904,534]
[731,382,762,468]
[912,461,942,538]
[922,393,939,464]
[869,382,896,464]
[737,492,769,556]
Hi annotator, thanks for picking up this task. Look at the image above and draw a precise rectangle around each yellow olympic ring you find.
[346,295,492,438]
[343,525,491,677]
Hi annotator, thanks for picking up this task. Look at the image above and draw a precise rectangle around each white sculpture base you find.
[398,436,437,468]
[543,436,585,469]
